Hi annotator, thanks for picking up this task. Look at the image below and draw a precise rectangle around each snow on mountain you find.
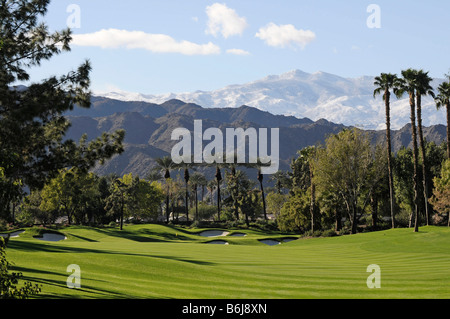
[95,70,445,130]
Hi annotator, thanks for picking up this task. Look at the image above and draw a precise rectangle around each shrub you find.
[322,229,338,237]
[189,203,217,221]
[108,221,117,228]
[0,238,41,299]
[312,230,323,237]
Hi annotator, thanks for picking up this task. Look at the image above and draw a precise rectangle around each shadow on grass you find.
[7,241,214,266]
[66,233,99,242]
[84,227,193,243]
[13,266,133,299]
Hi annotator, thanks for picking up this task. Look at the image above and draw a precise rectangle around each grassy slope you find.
[4,225,450,299]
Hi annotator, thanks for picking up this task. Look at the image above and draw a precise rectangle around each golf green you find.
[3,225,450,299]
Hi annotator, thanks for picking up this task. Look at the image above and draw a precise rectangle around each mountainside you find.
[65,97,447,179]
[97,69,445,131]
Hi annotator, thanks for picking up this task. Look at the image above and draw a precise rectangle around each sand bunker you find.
[205,240,229,245]
[199,230,230,237]
[0,230,25,238]
[35,232,66,242]
[229,233,247,237]
[259,239,281,246]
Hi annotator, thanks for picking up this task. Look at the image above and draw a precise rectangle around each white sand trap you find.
[230,233,247,237]
[206,240,229,245]
[199,230,230,237]
[35,233,66,242]
[259,239,281,246]
[0,230,24,238]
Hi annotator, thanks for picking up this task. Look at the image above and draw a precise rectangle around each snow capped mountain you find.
[95,70,445,130]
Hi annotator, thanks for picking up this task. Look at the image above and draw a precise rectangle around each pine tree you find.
[0,1,125,221]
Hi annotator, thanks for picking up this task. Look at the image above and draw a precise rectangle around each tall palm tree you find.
[206,180,216,205]
[256,165,268,220]
[190,172,206,221]
[436,77,450,159]
[155,156,175,223]
[373,73,401,229]
[215,165,222,221]
[415,70,435,226]
[270,170,290,194]
[146,169,163,183]
[175,162,192,223]
[397,69,421,232]
[224,153,255,220]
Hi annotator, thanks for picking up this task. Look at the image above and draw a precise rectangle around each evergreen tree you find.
[0,0,125,222]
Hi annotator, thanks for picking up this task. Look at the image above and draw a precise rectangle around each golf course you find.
[3,224,450,299]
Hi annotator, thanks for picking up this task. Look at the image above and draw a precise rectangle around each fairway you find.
[3,225,450,299]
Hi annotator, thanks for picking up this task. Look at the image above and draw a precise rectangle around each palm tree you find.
[415,70,435,226]
[215,165,223,221]
[397,69,421,232]
[155,156,175,223]
[175,162,192,223]
[146,169,163,183]
[198,173,207,202]
[224,153,255,220]
[374,73,401,229]
[206,180,216,205]
[270,170,290,194]
[436,76,450,159]
[256,166,267,220]
[190,172,206,221]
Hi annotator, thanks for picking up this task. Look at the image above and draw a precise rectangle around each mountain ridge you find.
[65,97,447,178]
[95,69,446,131]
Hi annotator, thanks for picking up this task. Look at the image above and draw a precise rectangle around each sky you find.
[25,0,450,95]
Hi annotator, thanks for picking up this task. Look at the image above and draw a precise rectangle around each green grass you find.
[3,224,450,299]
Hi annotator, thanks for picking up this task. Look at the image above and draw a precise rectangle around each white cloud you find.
[72,28,221,55]
[255,23,316,49]
[205,3,248,38]
[226,48,251,56]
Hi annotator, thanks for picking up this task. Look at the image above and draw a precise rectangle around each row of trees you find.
[374,70,450,232]
[281,129,450,235]
[19,169,165,230]
[13,160,278,230]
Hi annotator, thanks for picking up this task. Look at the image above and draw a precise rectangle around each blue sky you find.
[28,0,450,95]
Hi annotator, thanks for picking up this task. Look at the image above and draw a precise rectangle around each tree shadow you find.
[85,227,193,242]
[8,241,214,266]
[66,233,99,242]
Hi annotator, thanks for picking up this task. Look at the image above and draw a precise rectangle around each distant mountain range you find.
[96,69,446,131]
[65,97,447,179]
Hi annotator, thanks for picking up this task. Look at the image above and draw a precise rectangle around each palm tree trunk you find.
[185,185,189,222]
[371,195,378,228]
[447,104,450,159]
[416,94,430,226]
[310,168,316,233]
[259,182,267,220]
[165,185,170,223]
[120,192,124,231]
[194,186,198,221]
[257,169,267,220]
[351,201,358,235]
[184,168,189,223]
[409,92,420,232]
[335,210,342,232]
[385,90,396,228]
[217,182,221,221]
[215,167,222,221]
